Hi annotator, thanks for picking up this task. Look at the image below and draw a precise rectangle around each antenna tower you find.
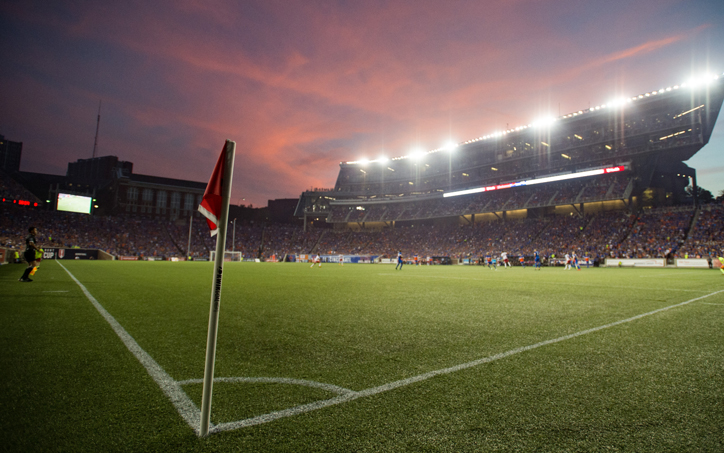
[92,101,101,158]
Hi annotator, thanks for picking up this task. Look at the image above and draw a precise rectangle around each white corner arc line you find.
[177,377,356,396]
[56,261,203,435]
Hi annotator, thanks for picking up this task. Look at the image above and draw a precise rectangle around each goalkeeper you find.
[719,256,724,275]
[18,226,42,282]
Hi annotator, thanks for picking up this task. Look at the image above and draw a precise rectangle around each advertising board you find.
[605,258,665,267]
[42,248,99,260]
[675,259,710,268]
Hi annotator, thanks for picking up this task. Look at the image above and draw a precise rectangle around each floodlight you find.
[532,116,556,128]
[444,141,458,151]
[359,158,369,165]
[408,149,425,160]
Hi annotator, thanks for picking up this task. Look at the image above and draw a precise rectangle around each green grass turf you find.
[1,260,723,452]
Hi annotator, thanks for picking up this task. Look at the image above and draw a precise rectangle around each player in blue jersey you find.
[490,256,497,270]
[534,250,541,270]
[572,251,581,270]
[485,254,492,269]
[396,251,404,270]
[518,254,525,268]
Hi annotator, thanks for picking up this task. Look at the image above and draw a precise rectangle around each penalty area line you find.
[55,260,203,435]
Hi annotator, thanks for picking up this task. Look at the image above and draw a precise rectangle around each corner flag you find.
[198,143,229,236]
[198,140,236,437]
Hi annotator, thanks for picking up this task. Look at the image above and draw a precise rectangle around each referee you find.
[18,226,40,282]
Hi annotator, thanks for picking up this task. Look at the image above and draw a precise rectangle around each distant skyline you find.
[2,0,723,207]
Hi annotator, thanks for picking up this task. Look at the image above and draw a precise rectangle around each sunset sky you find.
[1,0,723,207]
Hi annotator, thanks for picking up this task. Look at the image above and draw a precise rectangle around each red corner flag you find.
[198,143,229,236]
[198,139,235,438]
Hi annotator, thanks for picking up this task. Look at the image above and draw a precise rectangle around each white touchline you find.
[57,260,724,436]
[56,261,203,435]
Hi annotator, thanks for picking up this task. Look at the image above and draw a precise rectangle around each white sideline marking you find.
[56,261,203,435]
[55,260,724,436]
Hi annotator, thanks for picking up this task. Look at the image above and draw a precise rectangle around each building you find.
[16,155,207,220]
[0,135,23,173]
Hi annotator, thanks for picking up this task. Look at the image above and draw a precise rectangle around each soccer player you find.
[19,226,41,282]
[396,251,404,270]
[501,251,510,268]
[485,254,492,269]
[719,256,724,275]
[310,255,321,268]
[572,251,581,270]
[534,250,541,270]
[519,254,525,268]
[491,255,498,270]
[338,254,343,266]
[564,253,571,270]
[584,254,590,268]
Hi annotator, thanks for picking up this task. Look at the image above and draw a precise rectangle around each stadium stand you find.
[2,200,723,262]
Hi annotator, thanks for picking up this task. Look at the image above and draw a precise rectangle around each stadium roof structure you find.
[296,73,724,225]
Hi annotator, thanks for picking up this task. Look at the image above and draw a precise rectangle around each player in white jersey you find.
[501,251,510,268]
[564,253,571,270]
[310,255,321,268]
[338,254,343,266]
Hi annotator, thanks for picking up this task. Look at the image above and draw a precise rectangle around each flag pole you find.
[199,140,236,437]
[186,214,193,260]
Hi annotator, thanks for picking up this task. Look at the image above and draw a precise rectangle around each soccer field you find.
[2,260,723,452]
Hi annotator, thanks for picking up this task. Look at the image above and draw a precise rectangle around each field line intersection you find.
[55,260,724,437]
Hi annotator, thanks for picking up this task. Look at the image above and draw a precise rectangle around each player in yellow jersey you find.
[719,256,724,275]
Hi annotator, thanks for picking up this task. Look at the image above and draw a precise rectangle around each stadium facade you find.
[295,74,724,230]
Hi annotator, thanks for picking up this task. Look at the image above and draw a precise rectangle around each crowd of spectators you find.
[3,201,722,263]
[616,207,694,259]
[677,204,724,258]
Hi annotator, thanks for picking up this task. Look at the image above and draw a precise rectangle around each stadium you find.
[2,74,724,452]
[294,72,724,264]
